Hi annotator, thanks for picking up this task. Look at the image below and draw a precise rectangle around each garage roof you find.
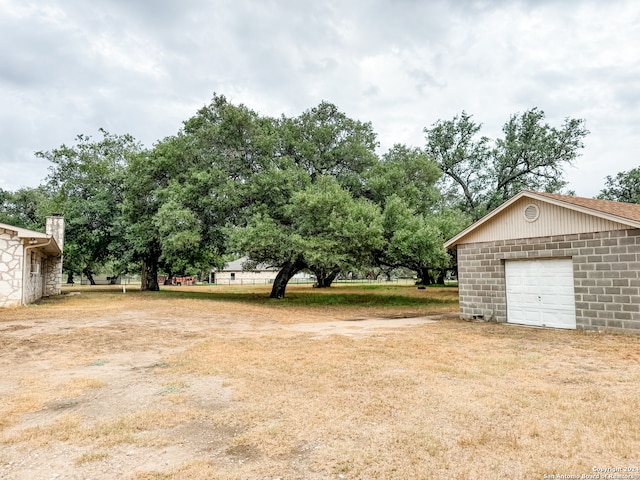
[534,192,640,223]
[444,191,640,248]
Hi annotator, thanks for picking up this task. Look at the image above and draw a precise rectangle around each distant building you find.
[0,217,65,307]
[212,257,312,285]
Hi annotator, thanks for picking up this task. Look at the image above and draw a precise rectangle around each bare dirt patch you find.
[1,284,639,479]
[282,315,443,338]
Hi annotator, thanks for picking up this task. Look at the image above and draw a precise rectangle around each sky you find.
[1,0,639,198]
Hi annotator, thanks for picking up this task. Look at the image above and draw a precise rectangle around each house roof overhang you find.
[444,190,640,249]
[0,222,62,256]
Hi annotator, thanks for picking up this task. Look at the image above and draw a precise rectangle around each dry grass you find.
[1,283,639,479]
[0,376,105,431]
[167,323,640,479]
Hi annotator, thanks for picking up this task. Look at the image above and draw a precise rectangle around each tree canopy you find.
[365,144,441,213]
[123,94,275,290]
[227,101,383,297]
[598,167,640,204]
[373,195,468,285]
[0,186,52,230]
[425,108,589,220]
[2,95,597,296]
[36,129,141,284]
[232,176,383,297]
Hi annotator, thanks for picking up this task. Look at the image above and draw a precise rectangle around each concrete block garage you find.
[445,191,640,333]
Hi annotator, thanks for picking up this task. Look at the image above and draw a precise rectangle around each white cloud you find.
[1,0,639,197]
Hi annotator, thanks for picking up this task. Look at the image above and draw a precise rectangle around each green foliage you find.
[598,167,640,204]
[123,94,280,289]
[153,200,203,273]
[425,108,589,220]
[226,101,383,296]
[244,157,311,221]
[279,101,379,196]
[362,143,468,285]
[231,176,384,286]
[0,186,52,230]
[366,144,441,212]
[38,129,141,281]
[376,196,468,284]
[229,213,294,266]
[288,176,384,270]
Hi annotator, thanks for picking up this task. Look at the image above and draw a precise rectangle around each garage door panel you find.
[523,293,540,304]
[522,310,541,324]
[539,285,556,296]
[505,259,576,329]
[542,311,575,329]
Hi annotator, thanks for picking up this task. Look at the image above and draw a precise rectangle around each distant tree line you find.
[3,94,623,298]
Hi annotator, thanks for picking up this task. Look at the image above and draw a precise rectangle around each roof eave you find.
[24,236,62,256]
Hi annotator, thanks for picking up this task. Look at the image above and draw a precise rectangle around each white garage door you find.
[505,259,576,329]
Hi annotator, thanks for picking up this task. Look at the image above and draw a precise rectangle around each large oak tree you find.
[231,176,383,298]
[124,94,276,290]
[425,108,588,220]
[38,129,141,284]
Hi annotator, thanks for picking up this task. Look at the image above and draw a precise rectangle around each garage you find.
[444,190,640,333]
[505,258,576,329]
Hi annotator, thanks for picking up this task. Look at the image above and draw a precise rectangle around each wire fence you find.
[208,278,418,286]
[71,276,444,287]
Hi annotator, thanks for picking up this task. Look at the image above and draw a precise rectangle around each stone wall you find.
[456,228,640,333]
[44,255,62,296]
[0,230,24,307]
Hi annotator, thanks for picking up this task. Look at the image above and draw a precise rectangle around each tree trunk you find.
[312,267,341,288]
[83,268,96,286]
[417,267,432,286]
[270,259,306,299]
[435,269,446,285]
[382,267,393,282]
[141,258,160,291]
[66,272,74,284]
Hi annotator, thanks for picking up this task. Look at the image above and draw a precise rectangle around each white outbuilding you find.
[445,191,640,333]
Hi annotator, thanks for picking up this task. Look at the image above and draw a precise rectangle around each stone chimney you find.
[46,215,65,252]
[45,216,65,295]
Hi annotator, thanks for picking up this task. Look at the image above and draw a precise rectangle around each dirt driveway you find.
[0,285,639,479]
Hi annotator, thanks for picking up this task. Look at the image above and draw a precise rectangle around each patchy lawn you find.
[0,284,638,479]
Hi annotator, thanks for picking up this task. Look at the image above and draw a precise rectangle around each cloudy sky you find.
[1,0,639,198]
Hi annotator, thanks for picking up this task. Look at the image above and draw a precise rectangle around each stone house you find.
[0,217,65,307]
[444,191,640,333]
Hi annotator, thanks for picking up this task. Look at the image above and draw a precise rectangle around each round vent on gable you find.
[524,204,540,222]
